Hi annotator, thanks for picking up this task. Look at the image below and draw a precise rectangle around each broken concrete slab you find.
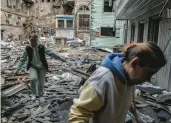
[2,83,28,97]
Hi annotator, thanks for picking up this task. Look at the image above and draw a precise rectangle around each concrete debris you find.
[1,42,108,122]
[134,83,171,123]
[1,117,8,123]
[1,41,171,123]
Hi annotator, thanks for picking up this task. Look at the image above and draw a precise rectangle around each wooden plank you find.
[2,83,28,97]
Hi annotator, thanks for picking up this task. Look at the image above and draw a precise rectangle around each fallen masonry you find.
[1,42,108,123]
[1,42,171,123]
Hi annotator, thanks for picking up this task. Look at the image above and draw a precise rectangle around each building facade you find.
[90,0,126,48]
[55,15,74,39]
[0,0,74,41]
[75,0,91,43]
[115,0,171,91]
[1,0,32,40]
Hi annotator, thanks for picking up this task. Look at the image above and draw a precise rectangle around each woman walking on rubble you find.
[14,34,66,102]
[69,42,166,123]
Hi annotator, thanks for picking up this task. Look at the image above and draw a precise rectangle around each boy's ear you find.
[130,57,139,68]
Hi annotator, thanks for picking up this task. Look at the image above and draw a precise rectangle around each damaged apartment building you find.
[90,0,126,48]
[55,0,74,45]
[1,0,33,40]
[115,0,171,91]
[30,0,74,40]
[1,0,75,43]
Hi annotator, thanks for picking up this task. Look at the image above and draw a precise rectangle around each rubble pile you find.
[1,42,107,123]
[130,83,171,123]
[1,42,171,123]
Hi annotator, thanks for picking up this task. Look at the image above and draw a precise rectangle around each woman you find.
[69,42,166,123]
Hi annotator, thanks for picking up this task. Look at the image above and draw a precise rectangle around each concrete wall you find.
[1,0,29,40]
[155,19,171,91]
[91,0,125,48]
[56,30,74,39]
[30,1,64,17]
[91,0,115,47]
[29,1,64,28]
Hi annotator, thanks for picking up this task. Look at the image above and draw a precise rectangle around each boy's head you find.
[123,42,166,85]
[29,34,38,47]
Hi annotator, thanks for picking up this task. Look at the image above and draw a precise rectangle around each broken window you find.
[67,20,73,29]
[58,20,64,28]
[63,1,74,15]
[148,17,159,44]
[79,14,90,31]
[101,27,115,37]
[42,0,44,2]
[6,14,12,25]
[47,0,50,2]
[104,0,113,12]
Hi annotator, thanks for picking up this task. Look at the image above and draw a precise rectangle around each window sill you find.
[102,12,114,13]
[99,36,115,38]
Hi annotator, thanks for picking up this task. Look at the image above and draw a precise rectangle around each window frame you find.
[78,14,90,31]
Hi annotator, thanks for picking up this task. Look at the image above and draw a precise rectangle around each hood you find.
[101,53,127,85]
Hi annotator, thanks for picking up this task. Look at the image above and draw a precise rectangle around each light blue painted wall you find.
[91,0,123,48]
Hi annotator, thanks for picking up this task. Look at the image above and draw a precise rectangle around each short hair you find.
[122,42,166,69]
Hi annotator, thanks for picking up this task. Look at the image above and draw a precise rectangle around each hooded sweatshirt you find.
[69,53,134,123]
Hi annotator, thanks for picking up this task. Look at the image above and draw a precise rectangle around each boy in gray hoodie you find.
[69,42,166,123]
[14,34,66,102]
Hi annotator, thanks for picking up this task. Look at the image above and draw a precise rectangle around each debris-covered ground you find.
[1,41,171,123]
[1,41,107,123]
